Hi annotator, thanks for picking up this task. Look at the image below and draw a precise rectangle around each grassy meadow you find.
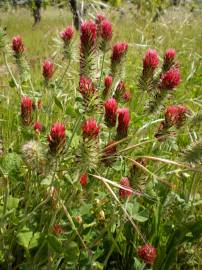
[0,3,201,269]
[0,5,201,146]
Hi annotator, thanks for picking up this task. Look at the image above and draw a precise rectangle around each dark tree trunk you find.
[69,0,81,30]
[12,0,17,9]
[172,0,181,6]
[33,0,42,26]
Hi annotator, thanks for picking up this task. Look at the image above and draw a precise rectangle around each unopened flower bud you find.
[119,177,132,199]
[80,173,88,187]
[137,244,157,265]
[42,60,54,80]
[48,123,66,154]
[12,35,24,56]
[116,108,130,139]
[104,98,117,128]
[21,96,33,126]
[33,121,43,133]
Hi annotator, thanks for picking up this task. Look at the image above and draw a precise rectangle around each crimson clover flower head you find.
[165,105,188,127]
[95,14,106,38]
[115,80,126,98]
[21,96,33,126]
[112,42,128,63]
[49,123,65,140]
[101,19,112,41]
[82,119,100,140]
[137,244,157,265]
[162,48,177,72]
[116,80,125,93]
[80,173,88,187]
[119,177,132,199]
[79,76,95,97]
[60,26,74,43]
[12,35,24,55]
[160,68,181,90]
[117,108,130,139]
[21,96,32,109]
[48,123,66,154]
[80,20,97,49]
[123,91,132,102]
[104,75,113,89]
[33,121,43,133]
[143,48,159,70]
[96,14,106,24]
[164,48,176,61]
[104,98,118,128]
[42,60,54,80]
[103,75,113,97]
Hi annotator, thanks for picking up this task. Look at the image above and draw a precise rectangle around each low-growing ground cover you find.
[0,4,201,270]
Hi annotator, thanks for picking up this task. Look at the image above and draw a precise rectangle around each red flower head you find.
[123,91,132,102]
[165,48,176,61]
[80,20,97,49]
[137,244,157,265]
[162,48,176,72]
[119,177,132,199]
[117,108,130,139]
[53,224,62,235]
[104,98,118,128]
[80,173,88,187]
[102,140,117,165]
[103,75,113,97]
[160,68,181,90]
[165,105,188,127]
[80,21,97,76]
[96,14,106,25]
[21,96,33,126]
[42,60,54,80]
[96,14,105,36]
[60,26,74,43]
[79,76,95,98]
[115,80,125,99]
[104,75,113,89]
[33,121,43,133]
[48,123,66,154]
[82,119,100,140]
[143,48,159,70]
[112,42,128,63]
[12,35,24,55]
[101,20,112,41]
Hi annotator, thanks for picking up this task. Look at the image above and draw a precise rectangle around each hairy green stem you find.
[98,51,106,89]
[3,176,9,215]
[58,60,71,87]
[3,52,23,96]
[66,115,82,152]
